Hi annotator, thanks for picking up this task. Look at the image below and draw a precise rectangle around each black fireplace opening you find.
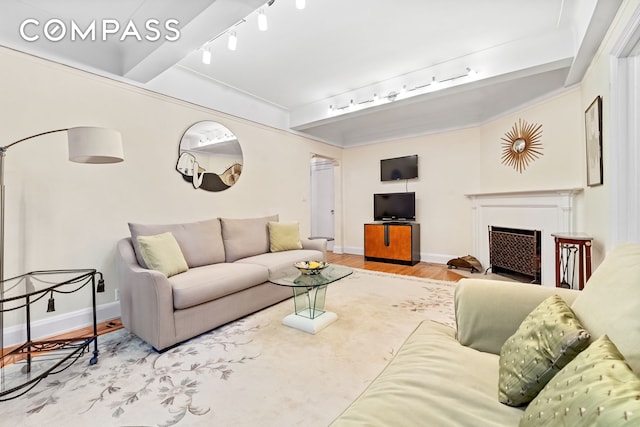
[488,226,541,284]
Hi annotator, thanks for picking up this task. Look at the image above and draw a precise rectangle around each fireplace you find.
[488,226,541,283]
[466,188,582,287]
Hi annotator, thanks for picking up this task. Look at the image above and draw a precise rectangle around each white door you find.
[310,157,335,251]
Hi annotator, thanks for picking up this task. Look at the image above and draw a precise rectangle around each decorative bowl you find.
[294,261,328,275]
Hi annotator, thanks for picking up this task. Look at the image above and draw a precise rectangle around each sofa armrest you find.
[455,278,579,355]
[301,238,327,261]
[115,238,177,351]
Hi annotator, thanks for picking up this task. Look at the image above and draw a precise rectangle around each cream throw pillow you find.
[137,232,188,277]
[268,221,302,252]
[498,295,590,406]
[521,335,640,426]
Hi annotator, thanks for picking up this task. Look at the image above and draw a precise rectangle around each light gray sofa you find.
[331,243,640,426]
[115,215,326,351]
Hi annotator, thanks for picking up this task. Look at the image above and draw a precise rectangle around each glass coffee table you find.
[269,264,352,334]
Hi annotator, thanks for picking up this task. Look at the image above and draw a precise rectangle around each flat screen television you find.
[374,192,416,221]
[380,154,418,181]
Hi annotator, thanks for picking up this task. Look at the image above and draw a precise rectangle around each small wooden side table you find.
[551,233,593,290]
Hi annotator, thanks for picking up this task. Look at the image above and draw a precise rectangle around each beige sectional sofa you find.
[331,243,640,426]
[115,215,326,351]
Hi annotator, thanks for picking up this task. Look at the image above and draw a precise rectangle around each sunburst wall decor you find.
[500,118,543,173]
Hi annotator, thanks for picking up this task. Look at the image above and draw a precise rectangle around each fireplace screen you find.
[488,226,541,283]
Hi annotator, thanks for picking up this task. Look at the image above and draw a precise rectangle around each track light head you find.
[202,48,212,64]
[228,31,237,51]
[258,9,268,31]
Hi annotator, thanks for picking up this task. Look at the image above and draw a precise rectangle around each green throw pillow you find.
[268,221,302,252]
[137,232,189,277]
[521,335,640,426]
[499,295,591,406]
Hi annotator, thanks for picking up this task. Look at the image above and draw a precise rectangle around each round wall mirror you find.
[176,121,243,192]
[512,138,526,153]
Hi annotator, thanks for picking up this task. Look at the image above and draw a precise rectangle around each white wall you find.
[478,89,584,194]
[579,0,640,265]
[342,88,586,263]
[0,47,341,332]
[342,127,481,262]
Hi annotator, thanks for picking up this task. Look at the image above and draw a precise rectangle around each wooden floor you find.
[1,319,124,367]
[327,251,465,281]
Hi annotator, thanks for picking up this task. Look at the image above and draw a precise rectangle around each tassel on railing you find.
[47,291,55,312]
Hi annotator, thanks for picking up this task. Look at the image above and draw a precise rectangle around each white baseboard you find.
[421,252,456,265]
[331,245,344,254]
[2,302,121,348]
[342,246,364,255]
[341,247,455,265]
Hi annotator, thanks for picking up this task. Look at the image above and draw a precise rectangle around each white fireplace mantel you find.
[465,188,583,286]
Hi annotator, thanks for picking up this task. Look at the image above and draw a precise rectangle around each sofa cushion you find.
[498,295,590,406]
[455,279,579,356]
[168,263,269,310]
[268,221,302,252]
[236,249,323,275]
[129,218,225,269]
[571,243,640,373]
[220,215,278,262]
[330,321,524,427]
[521,335,640,426]
[136,232,189,277]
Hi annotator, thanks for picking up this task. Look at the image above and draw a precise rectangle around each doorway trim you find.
[610,4,640,244]
[310,154,340,252]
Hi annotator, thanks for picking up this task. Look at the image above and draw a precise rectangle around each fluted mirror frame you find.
[500,118,543,173]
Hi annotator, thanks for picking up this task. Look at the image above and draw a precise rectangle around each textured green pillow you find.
[499,295,590,406]
[268,221,302,252]
[521,335,640,426]
[137,232,189,277]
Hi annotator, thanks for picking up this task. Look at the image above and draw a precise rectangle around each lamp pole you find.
[0,127,123,368]
[1,147,6,367]
[1,129,70,369]
[1,146,6,291]
[1,129,69,289]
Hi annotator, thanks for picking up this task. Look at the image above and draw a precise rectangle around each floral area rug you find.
[3,269,457,427]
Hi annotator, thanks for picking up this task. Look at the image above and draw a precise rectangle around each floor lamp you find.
[0,126,124,363]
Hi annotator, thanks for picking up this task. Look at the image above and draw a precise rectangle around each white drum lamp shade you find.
[67,127,124,164]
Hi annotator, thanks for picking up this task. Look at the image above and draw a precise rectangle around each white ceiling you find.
[0,0,623,147]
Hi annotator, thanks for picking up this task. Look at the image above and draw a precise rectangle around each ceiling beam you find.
[123,0,265,83]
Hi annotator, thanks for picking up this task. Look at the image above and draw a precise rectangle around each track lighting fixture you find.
[228,31,237,51]
[202,47,212,64]
[328,66,479,117]
[194,0,282,63]
[258,9,268,31]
